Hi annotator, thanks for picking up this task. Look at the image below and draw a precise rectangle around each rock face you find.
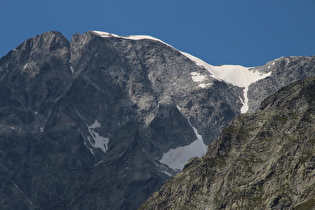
[0,31,314,209]
[140,77,315,210]
[248,56,315,112]
[0,31,243,210]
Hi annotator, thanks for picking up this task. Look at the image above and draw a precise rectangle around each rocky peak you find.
[247,56,315,112]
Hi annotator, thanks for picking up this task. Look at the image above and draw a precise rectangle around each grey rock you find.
[248,56,315,113]
[140,77,315,210]
[0,31,243,209]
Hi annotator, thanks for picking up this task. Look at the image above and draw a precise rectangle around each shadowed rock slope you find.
[140,77,315,210]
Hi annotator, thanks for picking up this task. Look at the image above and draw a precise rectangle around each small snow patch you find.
[190,72,212,88]
[159,125,207,170]
[84,140,95,156]
[87,120,109,153]
[240,87,249,113]
[89,120,101,129]
[92,31,172,47]
[92,31,120,38]
[190,72,206,83]
[23,63,29,69]
[198,83,212,88]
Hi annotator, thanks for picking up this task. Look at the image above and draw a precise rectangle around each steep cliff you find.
[140,77,315,210]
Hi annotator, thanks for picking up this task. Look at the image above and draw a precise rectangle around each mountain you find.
[0,31,314,209]
[140,76,315,210]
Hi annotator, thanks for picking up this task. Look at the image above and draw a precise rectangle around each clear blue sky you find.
[1,0,314,66]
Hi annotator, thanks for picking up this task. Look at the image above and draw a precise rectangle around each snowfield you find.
[159,125,207,170]
[182,52,272,113]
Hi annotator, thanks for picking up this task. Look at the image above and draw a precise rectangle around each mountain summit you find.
[0,31,314,209]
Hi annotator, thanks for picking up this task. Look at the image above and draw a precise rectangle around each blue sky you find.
[1,0,314,66]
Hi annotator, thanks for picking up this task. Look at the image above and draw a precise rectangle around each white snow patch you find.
[92,31,120,38]
[75,112,109,154]
[23,63,29,69]
[92,31,172,47]
[182,52,263,87]
[198,83,212,88]
[159,125,207,170]
[87,120,109,153]
[89,120,101,129]
[84,140,95,156]
[240,87,249,113]
[190,72,206,83]
[70,66,74,74]
[79,129,95,156]
[190,72,212,88]
[182,52,271,113]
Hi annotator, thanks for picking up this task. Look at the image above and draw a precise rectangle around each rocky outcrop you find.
[140,77,315,210]
[248,56,315,112]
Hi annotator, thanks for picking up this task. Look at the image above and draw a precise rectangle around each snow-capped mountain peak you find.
[92,30,172,47]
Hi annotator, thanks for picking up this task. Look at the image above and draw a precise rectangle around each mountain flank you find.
[140,77,315,210]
